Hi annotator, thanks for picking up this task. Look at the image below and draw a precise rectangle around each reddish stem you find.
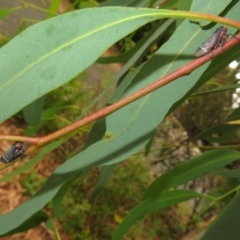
[1,33,240,148]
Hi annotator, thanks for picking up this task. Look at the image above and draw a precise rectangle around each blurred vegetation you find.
[1,0,240,239]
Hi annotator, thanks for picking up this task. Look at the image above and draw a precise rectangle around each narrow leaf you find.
[91,164,116,204]
[85,118,106,147]
[100,0,134,7]
[214,169,240,178]
[0,3,239,234]
[0,8,15,20]
[192,124,239,144]
[47,0,61,18]
[190,0,231,26]
[227,107,240,121]
[2,211,49,236]
[23,96,45,125]
[201,193,240,240]
[52,174,80,219]
[113,190,200,240]
[0,7,168,123]
[143,150,240,200]
[191,84,240,97]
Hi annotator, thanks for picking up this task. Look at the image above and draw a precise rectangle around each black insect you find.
[0,141,26,163]
[194,26,239,57]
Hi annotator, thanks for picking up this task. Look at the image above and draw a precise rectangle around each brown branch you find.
[1,32,240,155]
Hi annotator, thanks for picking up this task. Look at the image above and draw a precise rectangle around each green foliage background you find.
[1,0,240,239]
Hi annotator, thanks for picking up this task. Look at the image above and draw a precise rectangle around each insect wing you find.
[0,141,26,163]
[0,145,16,163]
[194,27,226,57]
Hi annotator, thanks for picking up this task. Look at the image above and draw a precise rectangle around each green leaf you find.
[91,164,116,204]
[112,190,200,240]
[0,7,170,123]
[156,0,179,10]
[2,211,49,236]
[0,3,239,234]
[144,129,156,156]
[104,1,240,165]
[91,19,174,145]
[52,174,80,219]
[190,0,231,26]
[143,150,240,200]
[129,0,149,7]
[99,0,134,7]
[201,193,240,240]
[85,118,106,147]
[97,19,174,64]
[214,169,240,178]
[227,107,240,121]
[191,84,240,97]
[47,0,61,18]
[0,8,15,20]
[108,66,142,104]
[23,96,45,125]
[24,106,67,136]
[80,1,98,8]
[192,124,240,144]
[177,0,192,26]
